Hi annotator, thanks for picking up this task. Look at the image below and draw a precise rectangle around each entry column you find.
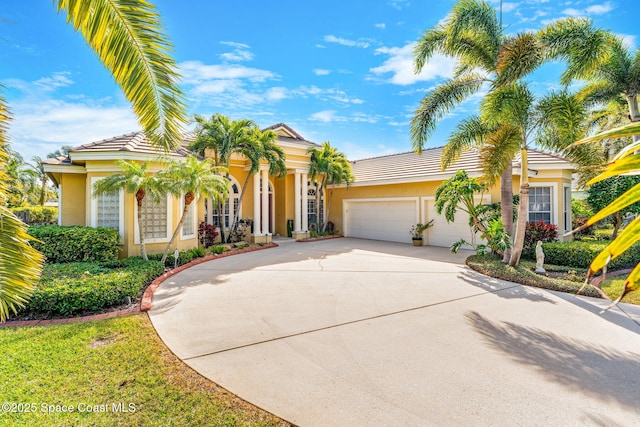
[301,172,308,232]
[253,172,261,235]
[261,168,269,235]
[294,171,301,232]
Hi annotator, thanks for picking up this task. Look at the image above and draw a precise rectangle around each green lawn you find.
[601,277,640,305]
[0,314,290,427]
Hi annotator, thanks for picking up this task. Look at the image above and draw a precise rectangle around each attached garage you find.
[423,199,475,248]
[343,198,418,243]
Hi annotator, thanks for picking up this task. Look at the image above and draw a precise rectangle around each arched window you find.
[207,177,240,230]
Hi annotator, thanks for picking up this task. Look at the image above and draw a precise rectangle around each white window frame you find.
[307,181,325,230]
[90,177,125,239]
[58,183,62,226]
[133,193,172,244]
[527,183,558,226]
[563,184,572,233]
[209,176,241,231]
[180,195,198,240]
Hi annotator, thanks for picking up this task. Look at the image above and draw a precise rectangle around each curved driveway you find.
[149,238,640,426]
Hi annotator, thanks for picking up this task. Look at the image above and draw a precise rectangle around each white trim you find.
[70,151,185,162]
[330,171,485,188]
[528,182,559,227]
[90,177,125,240]
[42,165,86,174]
[342,197,420,238]
[563,183,572,234]
[180,196,198,240]
[133,193,173,244]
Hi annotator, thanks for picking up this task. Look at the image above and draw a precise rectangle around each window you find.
[91,177,124,239]
[141,195,168,240]
[212,182,239,229]
[96,192,120,229]
[529,187,552,223]
[181,197,196,238]
[307,184,324,230]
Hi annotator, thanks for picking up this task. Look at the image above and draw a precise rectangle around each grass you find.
[0,314,291,427]
[601,278,640,305]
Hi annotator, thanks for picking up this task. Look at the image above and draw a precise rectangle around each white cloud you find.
[621,34,637,50]
[369,42,455,85]
[180,60,277,83]
[265,87,289,101]
[34,72,74,91]
[219,41,254,62]
[562,1,614,16]
[375,23,386,29]
[323,35,371,49]
[310,110,339,122]
[501,2,519,12]
[387,0,410,10]
[313,69,331,76]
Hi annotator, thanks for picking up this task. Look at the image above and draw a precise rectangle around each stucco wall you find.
[60,174,86,226]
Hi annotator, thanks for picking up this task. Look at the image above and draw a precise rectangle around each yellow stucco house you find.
[43,123,574,256]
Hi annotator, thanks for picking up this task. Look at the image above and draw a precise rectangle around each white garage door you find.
[344,199,418,243]
[425,200,475,248]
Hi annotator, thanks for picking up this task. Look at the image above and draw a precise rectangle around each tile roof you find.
[70,131,191,156]
[349,147,572,185]
[263,123,320,147]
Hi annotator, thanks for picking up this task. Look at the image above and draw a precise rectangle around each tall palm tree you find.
[190,114,257,242]
[307,142,351,231]
[412,0,544,262]
[229,128,287,240]
[0,90,44,321]
[323,152,354,232]
[4,150,37,208]
[158,155,228,264]
[31,156,53,206]
[0,0,185,320]
[93,159,165,261]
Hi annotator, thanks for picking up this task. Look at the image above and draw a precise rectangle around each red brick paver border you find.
[298,235,344,243]
[0,243,278,328]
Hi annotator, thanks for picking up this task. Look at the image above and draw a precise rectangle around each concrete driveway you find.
[149,238,640,426]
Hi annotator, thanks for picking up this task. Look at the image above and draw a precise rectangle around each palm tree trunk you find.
[626,95,640,144]
[136,189,148,261]
[509,148,529,266]
[316,176,325,231]
[229,173,252,241]
[323,188,334,232]
[161,195,193,265]
[500,166,513,263]
[39,178,46,206]
[612,212,623,239]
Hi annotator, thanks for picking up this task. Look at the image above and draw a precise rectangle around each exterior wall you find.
[60,174,86,226]
[274,175,288,236]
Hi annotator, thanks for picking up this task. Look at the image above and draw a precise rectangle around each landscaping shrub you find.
[198,222,219,247]
[11,206,58,224]
[148,248,203,267]
[209,244,227,255]
[24,258,164,316]
[522,221,558,258]
[29,225,120,263]
[542,240,640,270]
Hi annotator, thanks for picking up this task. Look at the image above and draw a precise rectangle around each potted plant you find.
[410,220,434,246]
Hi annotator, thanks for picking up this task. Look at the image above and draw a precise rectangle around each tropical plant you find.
[572,122,640,305]
[410,221,434,239]
[47,145,73,159]
[93,159,165,261]
[4,149,37,207]
[586,176,640,239]
[307,142,353,231]
[31,156,57,206]
[157,156,229,264]
[0,90,44,321]
[190,114,257,242]
[434,170,489,235]
[412,0,548,263]
[229,127,287,240]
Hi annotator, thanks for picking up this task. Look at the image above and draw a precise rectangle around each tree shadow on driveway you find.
[466,311,640,413]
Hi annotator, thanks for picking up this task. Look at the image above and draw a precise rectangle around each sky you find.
[1,0,638,163]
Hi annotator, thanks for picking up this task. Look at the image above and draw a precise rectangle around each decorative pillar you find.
[301,172,308,232]
[294,172,301,232]
[261,169,269,234]
[253,172,261,235]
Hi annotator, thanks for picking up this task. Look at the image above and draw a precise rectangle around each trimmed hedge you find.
[29,225,120,263]
[541,240,640,270]
[24,258,164,316]
[11,206,58,224]
[147,247,206,267]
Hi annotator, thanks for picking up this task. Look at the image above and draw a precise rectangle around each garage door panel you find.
[345,200,417,243]
[425,200,476,248]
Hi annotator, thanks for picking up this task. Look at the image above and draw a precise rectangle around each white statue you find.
[535,240,546,274]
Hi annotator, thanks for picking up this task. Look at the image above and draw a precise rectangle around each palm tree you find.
[0,0,184,320]
[158,156,229,264]
[229,128,287,240]
[31,156,53,206]
[0,90,44,321]
[47,145,73,159]
[412,0,544,262]
[92,159,165,261]
[307,142,351,231]
[323,152,354,232]
[190,114,257,242]
[4,149,37,208]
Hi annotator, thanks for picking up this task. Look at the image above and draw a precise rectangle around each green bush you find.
[24,258,164,316]
[541,240,640,270]
[209,244,227,255]
[148,247,205,267]
[29,225,120,263]
[11,206,58,224]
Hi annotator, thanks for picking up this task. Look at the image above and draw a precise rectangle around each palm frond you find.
[574,121,640,145]
[495,33,544,86]
[448,0,501,52]
[442,115,489,170]
[56,0,186,151]
[411,73,486,152]
[414,27,447,73]
[480,124,520,185]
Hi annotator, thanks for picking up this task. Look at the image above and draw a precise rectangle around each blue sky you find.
[1,0,637,162]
